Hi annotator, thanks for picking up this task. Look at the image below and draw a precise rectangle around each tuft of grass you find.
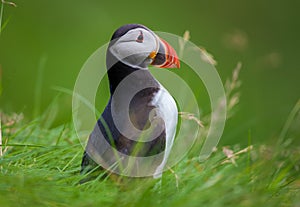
[0,97,300,207]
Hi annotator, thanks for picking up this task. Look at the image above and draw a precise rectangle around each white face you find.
[109,28,159,69]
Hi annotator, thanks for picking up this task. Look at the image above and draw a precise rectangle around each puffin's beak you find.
[150,38,180,68]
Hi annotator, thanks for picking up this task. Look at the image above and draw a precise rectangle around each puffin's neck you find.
[107,62,135,94]
[107,60,158,95]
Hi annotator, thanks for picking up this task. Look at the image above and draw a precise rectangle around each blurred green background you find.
[0,0,299,145]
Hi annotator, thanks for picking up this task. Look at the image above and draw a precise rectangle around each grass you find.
[0,112,299,207]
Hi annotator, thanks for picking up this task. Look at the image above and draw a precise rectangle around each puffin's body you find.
[81,24,179,178]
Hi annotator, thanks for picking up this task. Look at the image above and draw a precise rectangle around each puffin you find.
[81,24,180,178]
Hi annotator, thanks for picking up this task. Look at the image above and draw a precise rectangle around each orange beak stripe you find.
[159,38,180,68]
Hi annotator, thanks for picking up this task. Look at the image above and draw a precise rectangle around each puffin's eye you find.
[136,31,144,43]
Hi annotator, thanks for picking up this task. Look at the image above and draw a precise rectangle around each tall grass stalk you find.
[0,117,2,156]
[0,0,16,36]
[247,129,252,172]
[0,1,3,36]
[278,99,300,144]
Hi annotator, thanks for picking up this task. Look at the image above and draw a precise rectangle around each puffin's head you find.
[108,24,180,69]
